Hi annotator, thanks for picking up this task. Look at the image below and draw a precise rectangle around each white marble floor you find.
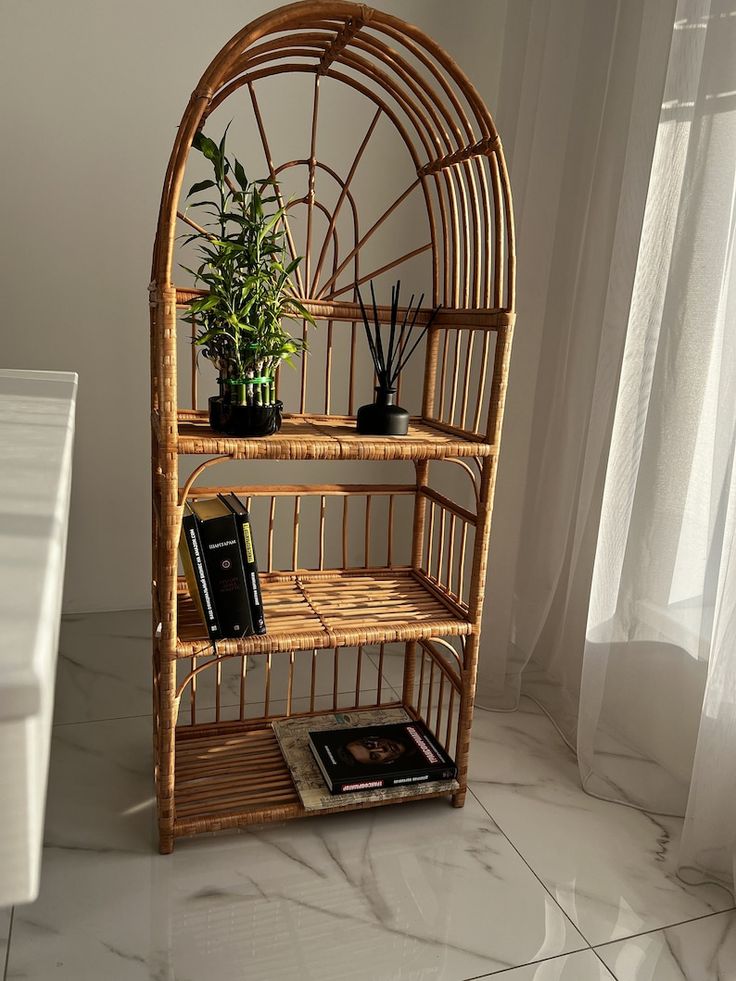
[2,611,734,980]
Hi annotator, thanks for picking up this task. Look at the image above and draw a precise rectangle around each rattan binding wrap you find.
[150,0,515,853]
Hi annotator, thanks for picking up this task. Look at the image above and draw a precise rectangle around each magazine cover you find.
[309,720,457,793]
[272,708,458,811]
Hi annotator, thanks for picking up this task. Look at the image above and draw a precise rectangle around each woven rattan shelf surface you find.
[173,721,455,837]
[175,568,472,657]
[175,410,495,460]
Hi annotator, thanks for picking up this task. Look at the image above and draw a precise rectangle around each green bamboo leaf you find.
[186,179,216,198]
[192,131,219,162]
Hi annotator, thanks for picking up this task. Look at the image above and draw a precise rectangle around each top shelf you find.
[171,410,495,461]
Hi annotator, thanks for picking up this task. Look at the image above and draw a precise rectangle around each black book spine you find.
[233,511,267,635]
[182,511,220,640]
[197,514,253,638]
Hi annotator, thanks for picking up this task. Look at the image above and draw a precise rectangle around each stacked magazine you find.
[273,708,459,810]
[309,720,457,794]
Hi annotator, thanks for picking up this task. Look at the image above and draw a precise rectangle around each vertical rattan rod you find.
[472,332,491,434]
[485,326,513,446]
[453,454,497,806]
[324,320,334,413]
[318,495,326,570]
[437,331,450,421]
[426,658,435,724]
[154,283,179,855]
[305,75,319,291]
[499,148,517,310]
[417,649,427,718]
[490,151,504,310]
[387,494,395,567]
[190,314,198,410]
[264,651,272,718]
[421,325,440,420]
[267,496,276,573]
[457,523,469,605]
[287,650,295,716]
[364,494,372,567]
[436,509,447,585]
[342,496,349,568]
[402,640,417,709]
[448,331,461,426]
[445,514,456,596]
[332,648,339,710]
[348,321,357,416]
[355,644,363,706]
[292,496,301,570]
[247,80,304,296]
[190,656,197,726]
[425,501,436,576]
[239,654,247,721]
[377,643,385,703]
[459,331,475,430]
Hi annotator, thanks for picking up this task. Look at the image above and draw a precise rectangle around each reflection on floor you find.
[2,610,733,980]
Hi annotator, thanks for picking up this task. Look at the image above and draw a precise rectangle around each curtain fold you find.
[479,0,736,888]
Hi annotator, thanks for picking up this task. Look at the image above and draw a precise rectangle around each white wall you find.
[0,0,510,612]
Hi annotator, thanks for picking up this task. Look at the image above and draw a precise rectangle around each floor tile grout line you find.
[590,945,618,980]
[3,907,13,981]
[591,902,736,951]
[459,946,606,981]
[468,781,736,954]
[467,786,592,952]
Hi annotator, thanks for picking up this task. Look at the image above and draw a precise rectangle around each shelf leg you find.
[402,640,417,708]
[157,652,177,854]
[451,632,480,809]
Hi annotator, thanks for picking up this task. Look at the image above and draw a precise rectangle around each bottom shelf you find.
[173,706,457,839]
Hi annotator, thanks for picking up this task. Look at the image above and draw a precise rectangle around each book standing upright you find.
[150,0,515,853]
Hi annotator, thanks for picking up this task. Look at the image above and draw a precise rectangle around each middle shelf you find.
[176,568,472,657]
[175,409,496,460]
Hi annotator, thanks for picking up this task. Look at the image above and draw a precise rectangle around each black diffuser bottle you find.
[356,281,438,437]
[357,386,409,436]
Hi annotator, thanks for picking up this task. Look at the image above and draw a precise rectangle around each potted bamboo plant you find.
[183,128,313,436]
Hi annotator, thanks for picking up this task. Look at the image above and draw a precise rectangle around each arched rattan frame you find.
[150,0,515,853]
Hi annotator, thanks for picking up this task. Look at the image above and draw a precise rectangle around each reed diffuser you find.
[356,281,439,436]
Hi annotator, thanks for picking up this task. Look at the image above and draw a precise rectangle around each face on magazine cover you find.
[343,734,408,766]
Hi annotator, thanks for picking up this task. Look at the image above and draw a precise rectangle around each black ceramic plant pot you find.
[209,396,283,437]
[356,387,409,436]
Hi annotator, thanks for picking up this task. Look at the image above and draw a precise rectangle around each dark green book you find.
[189,498,253,638]
[218,493,267,635]
[179,503,220,640]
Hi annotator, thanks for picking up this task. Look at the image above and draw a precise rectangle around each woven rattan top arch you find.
[149,0,515,457]
[151,0,514,308]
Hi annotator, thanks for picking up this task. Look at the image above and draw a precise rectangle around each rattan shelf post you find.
[150,0,514,853]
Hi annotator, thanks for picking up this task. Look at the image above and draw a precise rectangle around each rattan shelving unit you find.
[150,0,515,853]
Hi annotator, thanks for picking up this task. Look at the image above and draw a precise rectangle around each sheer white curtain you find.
[479,0,736,888]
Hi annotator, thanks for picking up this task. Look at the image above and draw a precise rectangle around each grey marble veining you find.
[55,610,401,728]
[468,699,734,947]
[7,714,586,981]
[596,908,736,980]
[54,610,153,725]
